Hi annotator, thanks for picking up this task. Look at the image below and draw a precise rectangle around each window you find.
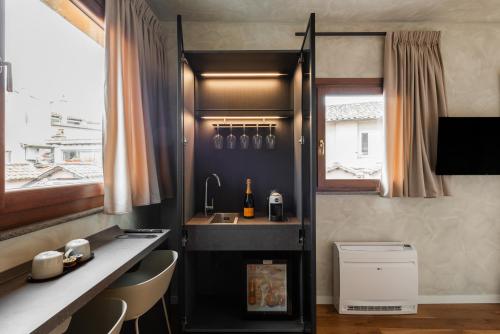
[0,0,105,230]
[51,113,62,126]
[4,0,104,190]
[360,132,369,155]
[66,116,84,126]
[317,78,384,191]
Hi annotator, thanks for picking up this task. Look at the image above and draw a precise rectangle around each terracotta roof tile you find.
[58,163,103,179]
[327,101,383,121]
[6,163,102,182]
[5,163,51,181]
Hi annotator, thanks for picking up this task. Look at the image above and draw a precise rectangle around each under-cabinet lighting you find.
[200,72,287,78]
[201,116,286,120]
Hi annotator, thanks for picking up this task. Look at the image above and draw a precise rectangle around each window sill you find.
[316,190,380,196]
[0,207,103,241]
[317,179,381,193]
[0,183,104,232]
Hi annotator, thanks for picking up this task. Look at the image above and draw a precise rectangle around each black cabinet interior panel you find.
[196,77,292,112]
[194,119,295,216]
[185,50,300,74]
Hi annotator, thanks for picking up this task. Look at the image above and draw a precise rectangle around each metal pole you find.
[295,31,386,37]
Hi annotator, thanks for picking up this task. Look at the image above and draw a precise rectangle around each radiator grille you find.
[347,305,403,312]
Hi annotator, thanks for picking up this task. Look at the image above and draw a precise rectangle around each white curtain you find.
[104,0,173,214]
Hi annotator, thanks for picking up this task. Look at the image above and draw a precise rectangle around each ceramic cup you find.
[31,250,64,280]
[65,239,91,261]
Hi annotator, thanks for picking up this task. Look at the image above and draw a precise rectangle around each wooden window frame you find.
[316,78,383,192]
[0,1,104,232]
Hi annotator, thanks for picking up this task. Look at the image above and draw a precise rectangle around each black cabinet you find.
[185,224,302,251]
[176,14,317,333]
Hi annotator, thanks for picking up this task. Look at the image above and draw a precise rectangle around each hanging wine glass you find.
[252,124,263,150]
[213,124,223,150]
[266,124,276,150]
[226,123,237,150]
[240,124,250,150]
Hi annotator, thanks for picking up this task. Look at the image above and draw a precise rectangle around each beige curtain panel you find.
[104,0,173,214]
[382,31,449,198]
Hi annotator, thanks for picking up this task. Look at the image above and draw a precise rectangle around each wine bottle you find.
[243,178,255,219]
[248,278,257,305]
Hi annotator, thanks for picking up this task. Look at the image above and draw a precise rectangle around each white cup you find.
[32,251,64,280]
[65,239,91,261]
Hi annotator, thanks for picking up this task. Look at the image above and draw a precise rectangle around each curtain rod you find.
[295,32,386,37]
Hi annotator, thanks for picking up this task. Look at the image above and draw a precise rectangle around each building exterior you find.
[5,108,103,189]
[325,101,383,179]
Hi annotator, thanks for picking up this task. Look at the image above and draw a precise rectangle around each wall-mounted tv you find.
[436,117,500,175]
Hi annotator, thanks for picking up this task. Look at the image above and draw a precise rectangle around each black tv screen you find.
[436,117,500,175]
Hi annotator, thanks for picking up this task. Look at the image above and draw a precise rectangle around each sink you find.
[208,213,239,224]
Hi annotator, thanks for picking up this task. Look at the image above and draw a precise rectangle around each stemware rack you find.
[211,123,277,128]
[209,118,278,150]
[205,116,283,129]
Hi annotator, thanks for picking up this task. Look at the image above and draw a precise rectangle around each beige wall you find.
[172,20,500,300]
[316,22,500,301]
[0,201,167,273]
[0,211,136,272]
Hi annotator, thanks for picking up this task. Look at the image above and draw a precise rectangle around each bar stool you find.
[66,297,127,334]
[48,317,71,334]
[100,250,178,334]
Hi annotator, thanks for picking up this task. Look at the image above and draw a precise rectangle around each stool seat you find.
[48,317,71,334]
[109,271,153,288]
[101,250,178,334]
[66,298,127,334]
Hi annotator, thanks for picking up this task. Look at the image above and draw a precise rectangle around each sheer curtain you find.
[382,31,449,198]
[104,0,173,214]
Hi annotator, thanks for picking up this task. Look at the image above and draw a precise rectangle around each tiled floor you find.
[317,304,500,334]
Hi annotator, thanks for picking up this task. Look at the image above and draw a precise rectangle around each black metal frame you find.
[176,14,187,330]
[296,31,386,37]
[299,13,317,334]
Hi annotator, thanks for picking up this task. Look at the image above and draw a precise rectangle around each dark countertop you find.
[185,213,300,226]
[0,226,169,334]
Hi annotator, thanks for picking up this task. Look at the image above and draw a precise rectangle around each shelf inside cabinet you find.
[197,109,294,118]
[184,297,304,333]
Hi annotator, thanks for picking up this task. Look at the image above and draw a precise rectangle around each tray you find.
[116,234,157,239]
[27,252,95,283]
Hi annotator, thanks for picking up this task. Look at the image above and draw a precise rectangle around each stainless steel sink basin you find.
[208,213,239,224]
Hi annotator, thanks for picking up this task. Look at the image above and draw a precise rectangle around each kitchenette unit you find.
[176,14,317,333]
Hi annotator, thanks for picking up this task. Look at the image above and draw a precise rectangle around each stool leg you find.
[135,317,140,334]
[161,296,172,334]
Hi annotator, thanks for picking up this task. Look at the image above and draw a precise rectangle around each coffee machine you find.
[268,190,284,222]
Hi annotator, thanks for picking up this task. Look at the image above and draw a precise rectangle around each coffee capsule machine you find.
[268,190,284,222]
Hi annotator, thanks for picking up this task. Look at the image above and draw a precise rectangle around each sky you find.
[4,0,104,161]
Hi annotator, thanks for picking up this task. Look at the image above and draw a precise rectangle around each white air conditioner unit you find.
[333,242,418,315]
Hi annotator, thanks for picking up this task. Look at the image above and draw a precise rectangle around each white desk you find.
[0,226,169,334]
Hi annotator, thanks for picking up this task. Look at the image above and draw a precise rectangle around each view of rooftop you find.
[4,0,104,190]
[324,96,384,180]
